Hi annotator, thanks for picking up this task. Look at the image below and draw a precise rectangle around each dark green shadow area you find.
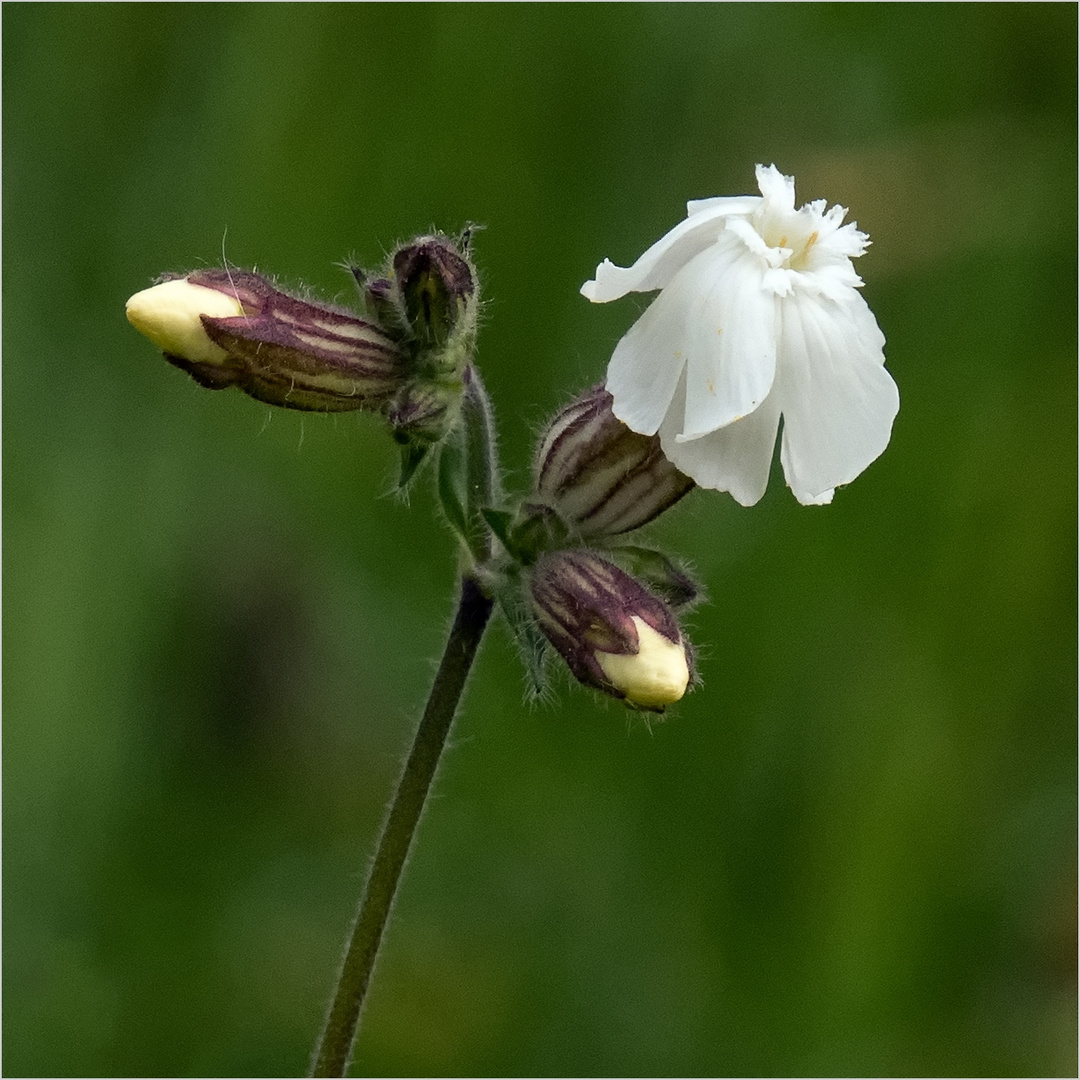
[4,4,1075,1076]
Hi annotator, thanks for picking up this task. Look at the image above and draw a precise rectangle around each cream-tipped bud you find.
[595,615,690,708]
[529,549,692,711]
[126,278,245,364]
[127,269,408,412]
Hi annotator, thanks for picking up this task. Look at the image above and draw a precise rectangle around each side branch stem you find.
[310,574,494,1077]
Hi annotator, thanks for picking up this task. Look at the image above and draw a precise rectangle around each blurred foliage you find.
[4,4,1076,1077]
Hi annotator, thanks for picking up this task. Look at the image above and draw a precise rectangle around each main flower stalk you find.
[310,574,494,1078]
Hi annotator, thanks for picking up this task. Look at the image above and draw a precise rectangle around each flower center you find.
[783,230,819,270]
[761,219,820,271]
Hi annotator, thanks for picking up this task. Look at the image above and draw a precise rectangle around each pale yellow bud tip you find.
[126,279,245,364]
[596,616,690,708]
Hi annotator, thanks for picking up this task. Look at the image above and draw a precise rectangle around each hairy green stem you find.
[309,574,494,1077]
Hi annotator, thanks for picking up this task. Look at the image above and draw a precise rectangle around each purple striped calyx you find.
[530,385,694,540]
[127,268,410,413]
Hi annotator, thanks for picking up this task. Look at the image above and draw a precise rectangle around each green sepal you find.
[480,508,518,557]
[396,440,430,493]
[433,367,502,565]
[493,573,549,699]
[461,367,500,539]
[481,505,564,567]
[485,502,572,568]
[612,546,700,610]
[435,421,471,554]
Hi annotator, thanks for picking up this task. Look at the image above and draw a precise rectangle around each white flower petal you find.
[687,195,761,218]
[604,300,689,436]
[793,262,865,301]
[581,198,758,302]
[817,217,870,260]
[776,291,898,503]
[673,242,778,440]
[658,370,782,507]
[725,216,788,267]
[755,164,797,210]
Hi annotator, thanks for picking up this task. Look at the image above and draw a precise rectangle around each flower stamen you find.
[789,230,819,270]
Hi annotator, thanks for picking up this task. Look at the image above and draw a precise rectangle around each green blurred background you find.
[5,4,1076,1076]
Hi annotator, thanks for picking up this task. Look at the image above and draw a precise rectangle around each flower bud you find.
[386,379,458,447]
[530,385,694,538]
[127,269,408,412]
[393,236,477,357]
[529,549,691,710]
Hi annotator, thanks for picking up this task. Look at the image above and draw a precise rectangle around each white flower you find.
[581,164,899,506]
